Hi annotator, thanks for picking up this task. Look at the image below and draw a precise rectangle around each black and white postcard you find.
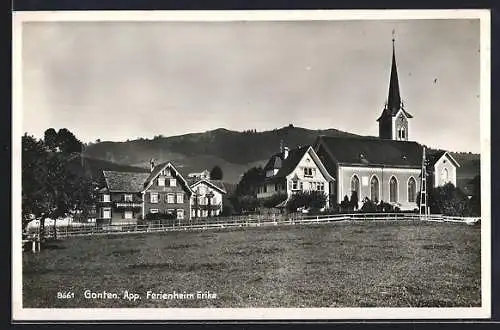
[12,9,491,321]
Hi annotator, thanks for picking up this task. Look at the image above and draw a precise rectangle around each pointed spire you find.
[387,32,401,112]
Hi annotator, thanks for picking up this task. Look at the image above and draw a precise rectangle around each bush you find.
[261,193,288,209]
[286,190,327,213]
[419,183,477,217]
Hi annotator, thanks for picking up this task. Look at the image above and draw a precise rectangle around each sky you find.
[21,18,481,152]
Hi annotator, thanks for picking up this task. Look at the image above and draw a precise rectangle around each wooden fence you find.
[33,212,480,240]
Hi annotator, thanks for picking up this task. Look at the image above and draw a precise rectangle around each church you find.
[259,38,460,212]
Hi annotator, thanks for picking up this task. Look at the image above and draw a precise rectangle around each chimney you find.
[280,139,284,153]
[283,146,289,160]
[150,159,155,172]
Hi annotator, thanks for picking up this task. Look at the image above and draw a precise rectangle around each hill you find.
[83,125,359,183]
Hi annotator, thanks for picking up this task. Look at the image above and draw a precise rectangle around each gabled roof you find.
[314,135,422,168]
[426,149,461,168]
[190,179,227,194]
[263,154,283,171]
[269,146,310,179]
[143,161,193,194]
[102,171,150,192]
[262,146,334,183]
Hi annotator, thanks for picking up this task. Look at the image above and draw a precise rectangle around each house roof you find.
[143,161,193,194]
[102,171,151,192]
[426,149,461,168]
[266,146,310,179]
[190,179,227,194]
[315,135,422,168]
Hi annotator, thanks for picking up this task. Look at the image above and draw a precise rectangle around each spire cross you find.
[392,29,396,43]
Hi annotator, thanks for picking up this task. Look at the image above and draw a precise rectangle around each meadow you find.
[22,220,481,308]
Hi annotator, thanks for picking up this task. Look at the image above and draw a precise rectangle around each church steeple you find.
[387,37,402,112]
[377,32,413,141]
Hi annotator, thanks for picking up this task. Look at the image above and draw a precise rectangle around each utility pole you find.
[419,146,429,218]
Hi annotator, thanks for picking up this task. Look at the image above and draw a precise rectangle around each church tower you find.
[377,35,413,141]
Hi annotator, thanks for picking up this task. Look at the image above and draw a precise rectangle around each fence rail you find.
[26,212,480,241]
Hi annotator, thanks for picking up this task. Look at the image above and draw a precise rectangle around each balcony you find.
[114,201,142,209]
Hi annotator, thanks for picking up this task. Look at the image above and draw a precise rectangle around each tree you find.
[22,131,95,239]
[44,128,58,151]
[55,128,83,154]
[210,165,223,180]
[261,193,288,209]
[235,166,265,196]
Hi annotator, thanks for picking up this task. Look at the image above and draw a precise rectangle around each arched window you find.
[370,176,379,202]
[350,175,360,196]
[407,177,416,203]
[389,176,398,203]
[441,168,449,184]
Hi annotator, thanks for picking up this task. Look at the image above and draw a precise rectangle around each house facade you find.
[257,145,334,208]
[427,150,461,188]
[189,179,226,218]
[97,161,193,225]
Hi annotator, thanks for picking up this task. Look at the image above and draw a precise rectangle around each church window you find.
[390,176,398,203]
[350,175,360,195]
[401,128,406,139]
[441,168,449,184]
[370,176,379,202]
[408,177,416,203]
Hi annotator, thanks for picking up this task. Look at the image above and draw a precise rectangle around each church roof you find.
[314,135,422,168]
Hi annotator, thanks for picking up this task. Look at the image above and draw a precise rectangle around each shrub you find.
[261,193,288,209]
[286,190,327,213]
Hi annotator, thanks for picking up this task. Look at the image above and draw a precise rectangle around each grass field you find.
[22,220,481,308]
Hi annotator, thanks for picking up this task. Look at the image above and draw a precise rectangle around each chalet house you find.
[256,145,334,208]
[313,38,460,211]
[189,178,227,218]
[97,161,193,225]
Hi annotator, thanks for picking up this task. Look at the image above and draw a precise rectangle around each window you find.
[166,209,175,215]
[401,128,406,139]
[304,168,313,177]
[167,194,175,204]
[150,192,159,203]
[408,177,416,203]
[158,177,165,186]
[318,182,325,192]
[441,168,449,184]
[124,194,133,202]
[101,207,111,219]
[176,193,184,204]
[351,175,360,195]
[102,194,110,202]
[124,210,133,219]
[263,185,267,193]
[389,176,398,203]
[370,176,379,202]
[150,208,159,214]
[275,184,278,191]
[300,181,303,190]
[292,180,298,190]
[170,179,177,187]
[177,209,184,220]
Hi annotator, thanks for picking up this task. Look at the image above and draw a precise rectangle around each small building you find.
[189,179,227,218]
[426,150,461,188]
[187,169,210,181]
[97,161,193,225]
[256,144,334,208]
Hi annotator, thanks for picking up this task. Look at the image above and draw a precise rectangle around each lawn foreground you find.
[22,220,481,308]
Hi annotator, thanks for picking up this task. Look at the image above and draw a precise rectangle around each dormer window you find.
[123,194,133,202]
